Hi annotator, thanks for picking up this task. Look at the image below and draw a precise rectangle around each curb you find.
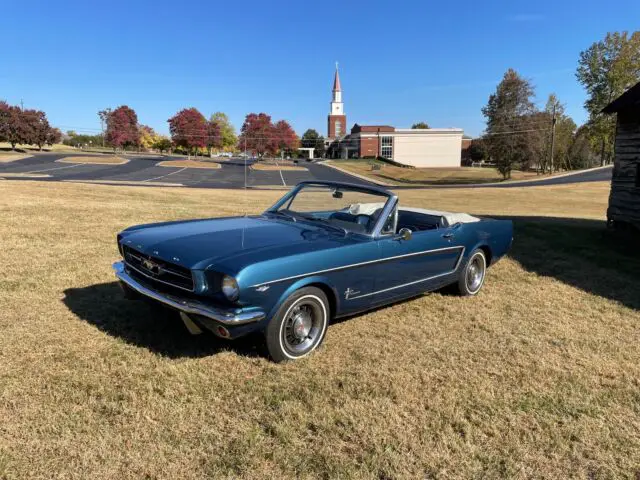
[318,161,396,187]
[319,162,611,189]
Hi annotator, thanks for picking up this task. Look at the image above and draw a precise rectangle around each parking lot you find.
[0,153,374,189]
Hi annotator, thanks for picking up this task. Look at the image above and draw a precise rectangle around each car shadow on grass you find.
[497,215,640,311]
[62,282,265,359]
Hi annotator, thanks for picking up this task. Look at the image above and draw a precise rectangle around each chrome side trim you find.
[250,245,464,287]
[113,262,264,326]
[347,247,466,300]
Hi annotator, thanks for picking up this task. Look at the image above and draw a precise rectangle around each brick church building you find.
[325,66,464,168]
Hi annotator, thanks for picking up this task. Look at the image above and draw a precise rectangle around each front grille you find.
[122,245,194,292]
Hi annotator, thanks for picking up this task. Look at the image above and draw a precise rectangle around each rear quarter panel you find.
[460,218,513,265]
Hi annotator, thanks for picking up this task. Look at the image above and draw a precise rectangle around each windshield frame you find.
[264,181,398,238]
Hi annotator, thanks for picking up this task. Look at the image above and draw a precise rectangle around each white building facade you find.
[390,128,464,167]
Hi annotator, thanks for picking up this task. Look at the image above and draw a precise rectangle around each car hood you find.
[119,215,353,271]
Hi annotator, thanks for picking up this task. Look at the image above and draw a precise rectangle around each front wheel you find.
[265,287,329,362]
[455,249,487,296]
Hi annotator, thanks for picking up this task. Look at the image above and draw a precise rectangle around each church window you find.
[381,136,393,159]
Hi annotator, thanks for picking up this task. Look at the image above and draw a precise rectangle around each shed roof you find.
[602,81,640,113]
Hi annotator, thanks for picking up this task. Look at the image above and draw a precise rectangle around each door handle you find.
[442,232,454,239]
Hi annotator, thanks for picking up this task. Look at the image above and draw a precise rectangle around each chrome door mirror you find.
[397,227,412,241]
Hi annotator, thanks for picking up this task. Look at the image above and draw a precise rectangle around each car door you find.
[370,223,464,305]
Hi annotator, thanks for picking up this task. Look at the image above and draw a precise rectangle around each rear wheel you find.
[265,287,329,362]
[455,249,487,296]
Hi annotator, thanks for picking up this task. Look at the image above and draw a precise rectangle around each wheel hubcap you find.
[292,310,312,340]
[467,256,484,291]
[282,301,324,355]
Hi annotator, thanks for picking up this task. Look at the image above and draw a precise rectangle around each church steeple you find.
[332,64,342,93]
[329,63,344,116]
[328,63,346,139]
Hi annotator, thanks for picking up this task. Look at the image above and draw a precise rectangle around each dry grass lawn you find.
[0,142,76,152]
[1,180,639,479]
[0,153,31,163]
[158,160,221,169]
[57,156,128,165]
[329,161,555,185]
[252,161,307,172]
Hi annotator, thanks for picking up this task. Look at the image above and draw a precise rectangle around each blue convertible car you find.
[113,181,512,361]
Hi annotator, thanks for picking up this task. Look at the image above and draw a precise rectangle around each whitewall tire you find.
[265,287,329,362]
[456,249,487,296]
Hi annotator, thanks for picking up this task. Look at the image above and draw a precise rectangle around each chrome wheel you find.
[280,295,327,357]
[465,253,486,294]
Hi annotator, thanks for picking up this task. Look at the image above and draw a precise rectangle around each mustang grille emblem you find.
[141,258,163,275]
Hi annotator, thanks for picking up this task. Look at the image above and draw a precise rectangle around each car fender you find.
[266,275,340,322]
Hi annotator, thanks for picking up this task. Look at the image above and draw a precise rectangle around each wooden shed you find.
[603,81,640,230]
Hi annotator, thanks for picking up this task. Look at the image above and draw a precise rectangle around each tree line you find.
[476,30,640,179]
[0,102,62,150]
[92,106,311,158]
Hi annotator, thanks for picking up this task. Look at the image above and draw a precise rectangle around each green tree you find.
[153,135,172,153]
[542,94,577,172]
[63,132,104,147]
[482,68,537,179]
[209,112,237,152]
[300,128,325,158]
[468,138,487,163]
[411,122,430,129]
[576,31,640,165]
[567,125,597,170]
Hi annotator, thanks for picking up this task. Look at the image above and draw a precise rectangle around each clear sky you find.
[1,0,638,138]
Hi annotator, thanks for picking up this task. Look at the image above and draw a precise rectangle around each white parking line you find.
[26,163,84,174]
[276,161,287,186]
[141,167,188,183]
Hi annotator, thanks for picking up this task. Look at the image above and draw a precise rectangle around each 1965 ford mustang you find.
[113,181,512,362]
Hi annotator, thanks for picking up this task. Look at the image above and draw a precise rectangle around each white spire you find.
[330,63,343,114]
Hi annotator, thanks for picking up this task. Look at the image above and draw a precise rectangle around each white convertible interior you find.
[331,202,480,234]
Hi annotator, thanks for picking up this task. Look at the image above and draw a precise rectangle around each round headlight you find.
[221,275,239,301]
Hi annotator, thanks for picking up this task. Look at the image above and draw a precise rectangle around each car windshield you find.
[269,184,390,235]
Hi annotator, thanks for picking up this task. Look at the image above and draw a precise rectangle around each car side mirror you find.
[397,227,412,241]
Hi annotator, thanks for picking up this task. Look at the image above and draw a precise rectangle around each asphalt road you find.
[490,165,612,188]
[0,152,612,190]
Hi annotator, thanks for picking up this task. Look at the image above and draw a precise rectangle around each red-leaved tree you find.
[273,120,299,156]
[237,113,277,157]
[3,105,30,149]
[25,110,53,150]
[168,108,208,157]
[46,127,62,146]
[105,105,140,151]
[0,101,10,144]
[206,119,221,156]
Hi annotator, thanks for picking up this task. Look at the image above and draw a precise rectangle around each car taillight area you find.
[122,245,195,292]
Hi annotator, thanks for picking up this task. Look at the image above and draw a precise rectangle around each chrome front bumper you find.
[112,261,264,326]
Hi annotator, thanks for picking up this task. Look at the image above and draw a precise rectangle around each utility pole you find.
[549,104,557,174]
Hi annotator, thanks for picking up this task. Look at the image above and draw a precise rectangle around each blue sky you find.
[1,0,639,138]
